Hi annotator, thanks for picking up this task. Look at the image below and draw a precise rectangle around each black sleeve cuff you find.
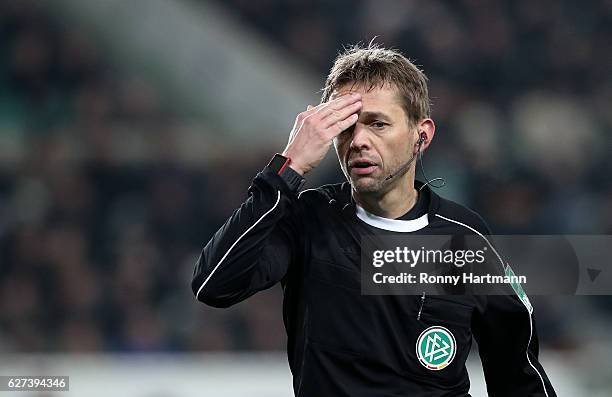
[260,165,305,195]
[279,164,305,192]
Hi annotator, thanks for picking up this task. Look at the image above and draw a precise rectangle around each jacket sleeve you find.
[191,166,302,308]
[472,294,557,397]
[463,215,556,396]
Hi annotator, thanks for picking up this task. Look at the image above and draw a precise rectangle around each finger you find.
[322,100,362,128]
[329,113,359,137]
[328,91,361,106]
[302,102,328,117]
[327,92,362,110]
[297,104,318,122]
[317,94,361,121]
[313,92,361,117]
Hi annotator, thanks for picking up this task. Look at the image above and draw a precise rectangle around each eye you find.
[370,121,388,129]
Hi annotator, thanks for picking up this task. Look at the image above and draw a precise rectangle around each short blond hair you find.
[321,43,431,124]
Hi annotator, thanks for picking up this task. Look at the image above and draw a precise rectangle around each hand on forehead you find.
[329,83,366,101]
[330,83,406,122]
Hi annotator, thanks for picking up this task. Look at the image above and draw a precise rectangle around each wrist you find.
[267,153,306,192]
[281,150,306,176]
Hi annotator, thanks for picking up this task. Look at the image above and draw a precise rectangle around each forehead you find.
[330,83,405,116]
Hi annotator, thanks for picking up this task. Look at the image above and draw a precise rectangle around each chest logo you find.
[416,326,456,370]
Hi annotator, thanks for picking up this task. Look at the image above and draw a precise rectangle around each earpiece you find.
[386,129,445,188]
[386,132,428,181]
[418,132,427,145]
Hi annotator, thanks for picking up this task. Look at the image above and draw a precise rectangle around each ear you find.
[415,118,435,152]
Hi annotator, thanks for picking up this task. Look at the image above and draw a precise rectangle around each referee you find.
[192,44,557,397]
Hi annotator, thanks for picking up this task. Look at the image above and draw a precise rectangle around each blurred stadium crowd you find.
[0,0,610,354]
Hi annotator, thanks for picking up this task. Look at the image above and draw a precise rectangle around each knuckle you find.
[315,129,327,140]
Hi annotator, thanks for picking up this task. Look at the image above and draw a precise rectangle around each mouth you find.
[348,158,378,176]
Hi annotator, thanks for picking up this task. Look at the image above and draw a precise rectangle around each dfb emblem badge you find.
[416,326,456,370]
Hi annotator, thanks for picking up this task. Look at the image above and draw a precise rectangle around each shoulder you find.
[433,196,492,236]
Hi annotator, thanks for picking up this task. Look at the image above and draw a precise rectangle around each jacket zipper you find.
[417,292,426,320]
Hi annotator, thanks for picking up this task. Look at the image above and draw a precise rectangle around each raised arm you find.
[192,93,362,307]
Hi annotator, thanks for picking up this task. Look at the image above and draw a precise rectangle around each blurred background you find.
[0,0,610,395]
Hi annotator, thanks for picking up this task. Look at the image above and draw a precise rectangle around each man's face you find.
[332,83,417,194]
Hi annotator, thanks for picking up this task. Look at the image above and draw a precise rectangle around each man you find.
[192,44,557,396]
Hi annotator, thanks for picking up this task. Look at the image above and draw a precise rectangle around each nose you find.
[349,123,371,152]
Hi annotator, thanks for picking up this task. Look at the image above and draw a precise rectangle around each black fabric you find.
[398,187,428,220]
[192,165,557,397]
[279,163,306,192]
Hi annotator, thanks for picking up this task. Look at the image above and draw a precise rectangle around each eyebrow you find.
[359,111,392,121]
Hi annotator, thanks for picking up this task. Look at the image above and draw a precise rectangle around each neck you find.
[353,174,418,219]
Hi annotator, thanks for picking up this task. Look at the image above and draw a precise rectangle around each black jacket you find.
[192,166,557,397]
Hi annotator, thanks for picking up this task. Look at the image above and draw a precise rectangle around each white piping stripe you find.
[356,205,429,232]
[526,309,549,397]
[297,188,318,199]
[435,214,506,272]
[434,213,549,397]
[196,190,282,300]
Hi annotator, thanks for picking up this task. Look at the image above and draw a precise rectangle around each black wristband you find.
[267,153,305,192]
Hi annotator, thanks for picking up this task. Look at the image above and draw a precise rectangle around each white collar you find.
[355,205,429,232]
